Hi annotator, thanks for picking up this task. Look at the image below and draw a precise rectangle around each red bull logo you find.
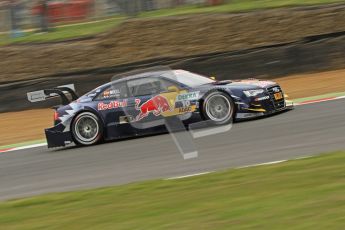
[135,95,172,121]
[98,100,127,111]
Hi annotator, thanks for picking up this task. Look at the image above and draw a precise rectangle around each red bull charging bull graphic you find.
[135,95,172,121]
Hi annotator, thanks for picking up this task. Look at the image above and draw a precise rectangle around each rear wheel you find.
[202,91,234,125]
[72,112,103,146]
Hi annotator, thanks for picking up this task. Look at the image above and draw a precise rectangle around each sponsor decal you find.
[255,96,270,102]
[135,95,172,121]
[98,100,127,111]
[27,90,46,102]
[178,106,193,113]
[176,91,199,102]
[103,89,121,98]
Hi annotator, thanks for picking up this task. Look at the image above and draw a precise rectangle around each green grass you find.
[1,151,345,229]
[139,0,345,18]
[0,16,124,45]
[0,0,343,45]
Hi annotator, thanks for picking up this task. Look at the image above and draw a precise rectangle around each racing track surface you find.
[0,99,344,200]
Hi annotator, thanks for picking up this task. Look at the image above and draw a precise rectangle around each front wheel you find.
[72,112,103,146]
[202,91,234,125]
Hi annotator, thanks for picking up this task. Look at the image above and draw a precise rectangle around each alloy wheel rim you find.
[75,115,99,143]
[206,94,232,122]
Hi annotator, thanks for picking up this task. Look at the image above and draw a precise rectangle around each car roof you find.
[104,69,185,87]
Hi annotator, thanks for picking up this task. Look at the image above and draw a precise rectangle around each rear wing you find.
[27,84,79,106]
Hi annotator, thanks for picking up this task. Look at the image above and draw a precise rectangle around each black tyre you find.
[202,91,234,125]
[72,112,103,146]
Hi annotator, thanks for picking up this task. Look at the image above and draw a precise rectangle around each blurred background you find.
[0,0,221,34]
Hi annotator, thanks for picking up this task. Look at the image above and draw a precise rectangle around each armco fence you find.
[0,0,221,33]
[0,31,344,113]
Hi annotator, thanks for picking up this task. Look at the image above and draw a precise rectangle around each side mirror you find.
[210,76,216,80]
[167,86,179,92]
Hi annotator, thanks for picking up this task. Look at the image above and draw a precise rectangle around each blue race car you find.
[27,69,293,148]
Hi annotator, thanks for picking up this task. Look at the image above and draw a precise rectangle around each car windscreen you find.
[162,70,215,87]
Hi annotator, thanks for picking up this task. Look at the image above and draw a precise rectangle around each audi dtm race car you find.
[27,69,293,148]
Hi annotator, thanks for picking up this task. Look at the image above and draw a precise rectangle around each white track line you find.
[165,155,317,180]
[0,143,47,153]
[12,143,47,151]
[293,155,313,160]
[166,171,213,180]
[237,160,287,169]
[295,95,345,106]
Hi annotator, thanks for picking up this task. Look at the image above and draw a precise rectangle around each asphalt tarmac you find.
[0,99,344,200]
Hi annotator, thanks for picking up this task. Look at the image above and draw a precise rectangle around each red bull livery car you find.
[27,69,293,148]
